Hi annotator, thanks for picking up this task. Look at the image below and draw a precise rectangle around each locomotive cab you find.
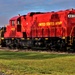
[10,16,21,32]
[4,16,23,48]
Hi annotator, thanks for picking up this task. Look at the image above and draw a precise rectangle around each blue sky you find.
[0,0,75,27]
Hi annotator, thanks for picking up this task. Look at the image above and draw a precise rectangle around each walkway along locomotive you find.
[1,8,75,52]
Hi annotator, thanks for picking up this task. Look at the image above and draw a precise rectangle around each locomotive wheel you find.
[1,40,6,47]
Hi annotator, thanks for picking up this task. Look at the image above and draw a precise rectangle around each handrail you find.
[69,26,75,45]
[70,26,75,36]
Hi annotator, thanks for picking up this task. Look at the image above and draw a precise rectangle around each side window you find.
[17,20,20,25]
[17,19,21,25]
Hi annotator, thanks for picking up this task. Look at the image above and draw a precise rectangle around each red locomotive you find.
[1,8,75,52]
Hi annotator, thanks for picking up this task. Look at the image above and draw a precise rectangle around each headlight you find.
[1,37,4,40]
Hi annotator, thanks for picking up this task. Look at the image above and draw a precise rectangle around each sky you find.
[0,0,75,27]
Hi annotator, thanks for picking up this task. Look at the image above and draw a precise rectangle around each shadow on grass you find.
[0,51,74,60]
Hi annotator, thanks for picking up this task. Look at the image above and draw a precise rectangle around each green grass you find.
[0,50,75,75]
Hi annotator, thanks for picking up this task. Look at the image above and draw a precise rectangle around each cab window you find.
[11,20,15,26]
[17,20,20,25]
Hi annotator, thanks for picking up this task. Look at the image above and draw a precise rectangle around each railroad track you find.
[0,46,74,54]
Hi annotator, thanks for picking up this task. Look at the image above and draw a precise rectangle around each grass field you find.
[0,50,75,75]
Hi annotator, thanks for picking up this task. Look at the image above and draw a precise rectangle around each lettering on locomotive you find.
[38,21,62,26]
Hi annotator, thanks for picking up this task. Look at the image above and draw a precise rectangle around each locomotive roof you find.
[10,16,20,20]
